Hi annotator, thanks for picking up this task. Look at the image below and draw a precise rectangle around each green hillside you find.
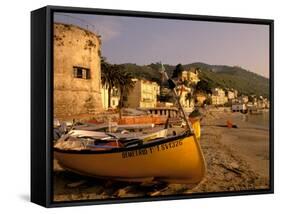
[185,62,269,98]
[120,62,270,98]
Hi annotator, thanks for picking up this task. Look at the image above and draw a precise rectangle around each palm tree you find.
[101,58,135,116]
[101,58,121,108]
[117,70,135,119]
[172,63,184,80]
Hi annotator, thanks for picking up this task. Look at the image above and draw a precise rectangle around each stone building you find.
[53,23,103,119]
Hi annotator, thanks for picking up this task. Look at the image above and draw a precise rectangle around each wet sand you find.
[53,110,270,202]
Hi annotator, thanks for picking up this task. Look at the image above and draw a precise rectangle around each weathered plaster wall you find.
[53,23,102,119]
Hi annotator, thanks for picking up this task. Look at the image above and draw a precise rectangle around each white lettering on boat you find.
[121,140,183,158]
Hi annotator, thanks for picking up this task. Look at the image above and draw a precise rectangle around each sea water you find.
[241,112,269,130]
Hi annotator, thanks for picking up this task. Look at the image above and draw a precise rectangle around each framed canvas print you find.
[31,5,274,207]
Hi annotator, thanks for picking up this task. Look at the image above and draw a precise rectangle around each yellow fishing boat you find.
[54,132,206,185]
[54,67,206,186]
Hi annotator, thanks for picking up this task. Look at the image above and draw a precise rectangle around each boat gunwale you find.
[54,132,192,155]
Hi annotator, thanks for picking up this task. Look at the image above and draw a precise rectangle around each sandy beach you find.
[53,110,270,201]
[191,110,269,193]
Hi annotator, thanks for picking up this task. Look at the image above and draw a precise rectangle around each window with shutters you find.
[73,66,91,79]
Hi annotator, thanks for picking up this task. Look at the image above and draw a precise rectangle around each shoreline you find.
[53,111,270,201]
[201,110,269,178]
[190,111,269,193]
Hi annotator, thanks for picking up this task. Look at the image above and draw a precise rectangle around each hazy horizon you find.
[54,13,270,78]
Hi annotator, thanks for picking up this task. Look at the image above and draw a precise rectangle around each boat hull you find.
[54,134,206,185]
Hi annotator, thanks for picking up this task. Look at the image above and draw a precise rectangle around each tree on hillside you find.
[148,62,161,72]
[172,63,184,79]
[195,80,212,94]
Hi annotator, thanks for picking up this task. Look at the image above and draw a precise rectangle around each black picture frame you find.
[31,5,274,208]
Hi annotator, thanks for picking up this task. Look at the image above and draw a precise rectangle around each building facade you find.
[125,79,160,108]
[227,90,235,100]
[211,88,228,105]
[181,68,200,84]
[195,93,207,105]
[240,95,249,103]
[101,87,120,109]
[176,85,194,110]
[53,23,102,119]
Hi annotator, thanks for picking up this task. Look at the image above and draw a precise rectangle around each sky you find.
[54,13,270,78]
